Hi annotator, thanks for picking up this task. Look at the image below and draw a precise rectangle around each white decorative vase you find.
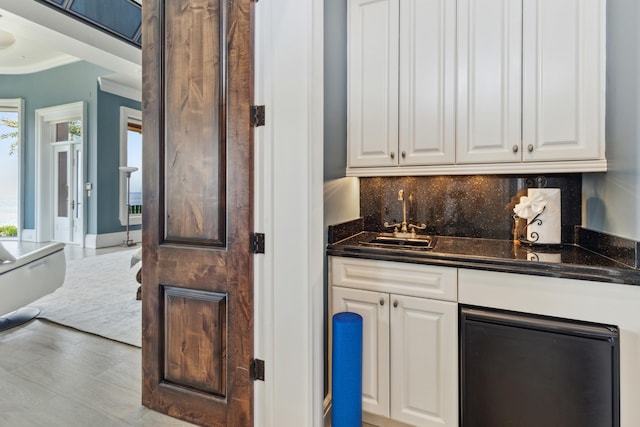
[526,188,561,244]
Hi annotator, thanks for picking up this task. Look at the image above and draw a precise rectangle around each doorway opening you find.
[0,99,24,241]
[35,101,87,245]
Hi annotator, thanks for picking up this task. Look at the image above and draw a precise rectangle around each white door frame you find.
[254,0,324,426]
[35,101,87,245]
[118,106,142,226]
[0,98,24,240]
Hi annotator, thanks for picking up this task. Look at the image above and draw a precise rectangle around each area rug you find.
[33,248,141,347]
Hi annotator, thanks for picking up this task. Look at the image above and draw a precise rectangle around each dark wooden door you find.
[141,0,253,426]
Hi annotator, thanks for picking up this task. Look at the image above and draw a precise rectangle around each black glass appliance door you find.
[460,306,619,427]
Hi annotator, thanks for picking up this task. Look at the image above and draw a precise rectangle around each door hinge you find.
[250,358,265,381]
[250,232,265,254]
[250,105,265,127]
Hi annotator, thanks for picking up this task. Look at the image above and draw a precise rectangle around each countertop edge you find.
[327,245,640,286]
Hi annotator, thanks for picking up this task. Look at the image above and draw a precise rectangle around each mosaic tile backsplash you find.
[359,174,582,243]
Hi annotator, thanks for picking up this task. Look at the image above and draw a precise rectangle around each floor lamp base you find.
[122,240,137,247]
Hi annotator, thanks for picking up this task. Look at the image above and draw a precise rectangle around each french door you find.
[35,101,86,246]
[52,142,82,244]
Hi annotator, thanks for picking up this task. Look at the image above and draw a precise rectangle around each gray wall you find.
[323,0,360,397]
[323,0,359,226]
[0,61,108,231]
[0,61,141,236]
[583,0,640,240]
[324,0,348,182]
[95,89,141,234]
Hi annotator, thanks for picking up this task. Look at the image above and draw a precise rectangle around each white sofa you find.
[0,242,66,330]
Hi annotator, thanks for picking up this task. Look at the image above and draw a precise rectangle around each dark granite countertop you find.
[327,231,640,286]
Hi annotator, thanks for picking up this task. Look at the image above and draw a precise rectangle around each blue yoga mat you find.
[332,311,363,427]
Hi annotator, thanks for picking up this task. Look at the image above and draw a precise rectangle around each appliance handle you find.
[461,307,618,341]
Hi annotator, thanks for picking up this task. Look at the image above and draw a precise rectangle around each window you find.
[35,0,142,46]
[0,99,24,239]
[119,107,142,226]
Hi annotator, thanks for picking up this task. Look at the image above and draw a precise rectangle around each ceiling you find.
[0,24,78,74]
[0,1,142,99]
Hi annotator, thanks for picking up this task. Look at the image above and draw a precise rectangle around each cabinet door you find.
[348,0,399,167]
[390,295,458,427]
[332,286,390,417]
[522,0,605,162]
[456,0,522,164]
[399,0,456,165]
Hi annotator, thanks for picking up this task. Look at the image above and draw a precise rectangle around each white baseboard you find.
[20,229,36,242]
[85,230,142,249]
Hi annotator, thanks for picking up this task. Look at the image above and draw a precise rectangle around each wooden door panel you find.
[142,0,253,425]
[164,0,226,245]
[164,287,227,396]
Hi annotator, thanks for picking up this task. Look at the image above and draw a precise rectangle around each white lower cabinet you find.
[330,257,458,427]
[333,286,391,416]
[389,294,457,426]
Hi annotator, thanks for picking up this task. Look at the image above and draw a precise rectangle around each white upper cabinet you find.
[348,0,399,167]
[347,0,606,176]
[349,0,456,168]
[456,0,522,164]
[399,0,457,165]
[522,0,605,162]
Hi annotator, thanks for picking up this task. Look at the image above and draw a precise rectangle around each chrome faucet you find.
[384,189,427,237]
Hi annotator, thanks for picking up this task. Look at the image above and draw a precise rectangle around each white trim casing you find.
[35,101,87,245]
[118,107,142,227]
[346,159,608,177]
[0,98,24,240]
[0,55,79,75]
[99,77,142,103]
[84,230,142,249]
[254,0,324,426]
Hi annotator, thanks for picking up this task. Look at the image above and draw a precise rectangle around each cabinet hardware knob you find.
[528,144,534,152]
[512,145,519,153]
[393,300,398,308]
[379,298,384,306]
[401,151,406,158]
[390,152,395,159]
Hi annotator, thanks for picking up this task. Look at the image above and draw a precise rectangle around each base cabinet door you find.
[332,286,458,427]
[390,294,458,427]
[333,286,390,417]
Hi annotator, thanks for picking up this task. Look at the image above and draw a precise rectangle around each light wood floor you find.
[0,319,195,426]
[1,244,377,426]
[0,244,193,426]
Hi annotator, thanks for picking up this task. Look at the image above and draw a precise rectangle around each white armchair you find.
[0,242,66,331]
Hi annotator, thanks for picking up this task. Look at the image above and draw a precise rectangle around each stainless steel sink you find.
[359,233,436,251]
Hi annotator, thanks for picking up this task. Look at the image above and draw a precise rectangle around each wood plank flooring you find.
[0,319,195,426]
[0,245,379,427]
